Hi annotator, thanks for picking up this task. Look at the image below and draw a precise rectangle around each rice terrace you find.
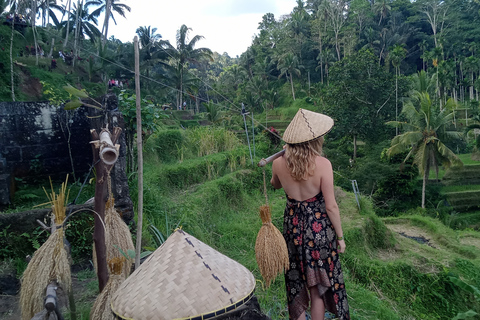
[1,0,480,319]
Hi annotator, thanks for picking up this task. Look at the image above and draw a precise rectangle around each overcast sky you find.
[107,0,296,57]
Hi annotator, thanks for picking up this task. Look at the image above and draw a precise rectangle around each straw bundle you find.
[93,197,134,278]
[90,257,126,320]
[20,178,72,320]
[255,204,289,288]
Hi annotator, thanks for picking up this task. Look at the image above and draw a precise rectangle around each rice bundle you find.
[20,178,72,320]
[93,197,134,278]
[255,204,289,288]
[90,257,126,320]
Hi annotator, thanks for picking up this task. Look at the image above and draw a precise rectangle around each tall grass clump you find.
[145,129,185,163]
[186,126,241,157]
[364,214,396,249]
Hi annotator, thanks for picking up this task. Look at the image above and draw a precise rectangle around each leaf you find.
[453,310,478,320]
[127,249,136,259]
[63,85,88,98]
[140,251,152,259]
[64,99,83,110]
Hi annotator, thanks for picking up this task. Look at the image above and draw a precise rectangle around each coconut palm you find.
[135,26,162,84]
[387,92,462,208]
[466,123,480,151]
[411,70,437,96]
[57,0,101,47]
[159,24,212,109]
[277,52,302,101]
[374,0,391,26]
[90,0,131,48]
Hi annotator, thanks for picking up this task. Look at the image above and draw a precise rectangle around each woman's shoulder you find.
[316,155,332,167]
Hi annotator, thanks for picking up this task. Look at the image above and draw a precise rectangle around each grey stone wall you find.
[0,101,92,181]
[0,97,133,223]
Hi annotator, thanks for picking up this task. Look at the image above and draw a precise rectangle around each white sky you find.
[107,0,296,57]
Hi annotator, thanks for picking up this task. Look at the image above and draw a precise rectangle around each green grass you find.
[441,184,480,193]
[458,153,480,165]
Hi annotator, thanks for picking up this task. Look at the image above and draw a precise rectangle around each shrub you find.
[364,215,396,249]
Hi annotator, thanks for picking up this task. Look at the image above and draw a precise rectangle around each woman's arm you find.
[320,158,346,253]
[270,159,283,189]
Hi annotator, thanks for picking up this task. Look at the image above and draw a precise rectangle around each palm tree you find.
[135,26,162,86]
[277,52,302,101]
[57,0,101,44]
[411,70,436,96]
[374,0,391,26]
[90,0,131,48]
[159,24,212,109]
[387,92,462,208]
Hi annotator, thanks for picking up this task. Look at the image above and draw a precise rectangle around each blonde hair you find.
[285,137,324,181]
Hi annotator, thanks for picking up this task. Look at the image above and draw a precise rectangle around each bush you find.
[364,214,396,249]
[146,129,185,163]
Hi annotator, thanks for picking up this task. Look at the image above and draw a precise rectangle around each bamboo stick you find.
[257,149,285,167]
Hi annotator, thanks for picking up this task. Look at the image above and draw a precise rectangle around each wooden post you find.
[134,36,144,270]
[90,127,122,292]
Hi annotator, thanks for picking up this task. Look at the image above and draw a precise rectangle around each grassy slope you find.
[138,132,480,320]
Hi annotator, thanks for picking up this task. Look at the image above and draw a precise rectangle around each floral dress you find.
[283,192,350,320]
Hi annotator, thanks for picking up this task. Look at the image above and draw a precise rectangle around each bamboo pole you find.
[90,129,108,292]
[134,36,144,270]
[257,149,285,167]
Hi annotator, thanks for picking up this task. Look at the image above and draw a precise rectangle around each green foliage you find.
[0,225,49,260]
[323,49,406,144]
[155,148,248,190]
[186,126,242,157]
[145,129,185,163]
[65,212,94,262]
[118,90,164,136]
[364,214,396,249]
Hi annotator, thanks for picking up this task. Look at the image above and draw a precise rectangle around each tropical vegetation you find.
[2,0,480,318]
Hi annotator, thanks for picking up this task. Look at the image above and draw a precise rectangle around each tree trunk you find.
[353,134,357,160]
[10,8,15,102]
[395,66,398,136]
[289,72,296,101]
[422,169,427,209]
[91,132,109,292]
[31,0,39,66]
[64,0,72,48]
[102,0,112,49]
[72,0,81,68]
[48,38,55,58]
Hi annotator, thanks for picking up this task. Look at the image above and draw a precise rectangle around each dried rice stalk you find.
[90,257,126,320]
[255,205,289,288]
[20,177,71,320]
[93,197,134,278]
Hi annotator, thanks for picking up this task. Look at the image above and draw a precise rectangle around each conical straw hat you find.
[282,108,334,144]
[111,229,256,320]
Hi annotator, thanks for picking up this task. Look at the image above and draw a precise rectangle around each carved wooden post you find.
[90,127,121,292]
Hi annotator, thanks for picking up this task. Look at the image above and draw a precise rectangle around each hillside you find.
[134,128,480,319]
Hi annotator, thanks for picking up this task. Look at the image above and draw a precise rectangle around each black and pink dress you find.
[283,192,350,320]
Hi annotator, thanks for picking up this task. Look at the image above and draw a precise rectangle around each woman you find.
[271,109,350,320]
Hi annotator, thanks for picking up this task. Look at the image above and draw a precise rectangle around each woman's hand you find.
[337,239,346,253]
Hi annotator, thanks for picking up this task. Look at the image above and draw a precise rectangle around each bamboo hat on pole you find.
[282,108,334,144]
[111,229,255,320]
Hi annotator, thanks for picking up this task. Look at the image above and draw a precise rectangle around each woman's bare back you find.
[271,155,331,201]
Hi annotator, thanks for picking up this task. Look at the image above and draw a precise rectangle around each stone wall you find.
[0,96,133,222]
[0,101,91,204]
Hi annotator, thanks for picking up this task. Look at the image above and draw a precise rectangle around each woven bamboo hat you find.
[110,229,256,320]
[282,108,334,144]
